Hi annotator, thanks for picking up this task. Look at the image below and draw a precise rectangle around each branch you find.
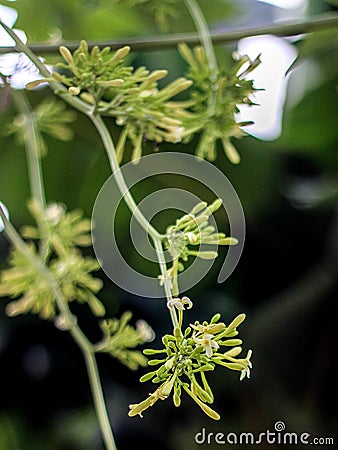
[0,13,337,55]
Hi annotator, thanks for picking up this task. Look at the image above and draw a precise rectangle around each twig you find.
[0,13,337,55]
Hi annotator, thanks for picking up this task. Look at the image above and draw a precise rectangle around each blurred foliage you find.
[5,0,235,41]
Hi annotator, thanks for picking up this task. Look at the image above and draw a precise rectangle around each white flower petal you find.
[0,201,9,233]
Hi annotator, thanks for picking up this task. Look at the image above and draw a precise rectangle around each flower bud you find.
[218,237,239,245]
[111,46,131,63]
[68,86,80,96]
[139,371,157,382]
[59,46,74,65]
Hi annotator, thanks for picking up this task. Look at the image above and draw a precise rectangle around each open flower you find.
[194,333,219,358]
[167,296,193,311]
[240,349,253,381]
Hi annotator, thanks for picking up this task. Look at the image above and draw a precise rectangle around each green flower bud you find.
[174,326,181,340]
[173,389,181,407]
[194,250,218,260]
[59,46,74,65]
[139,371,157,382]
[189,201,208,215]
[222,339,243,346]
[68,86,80,96]
[148,359,166,366]
[211,313,221,323]
[226,313,246,333]
[221,139,241,164]
[143,348,166,355]
[218,237,239,245]
[96,79,125,87]
[110,46,130,63]
[208,198,223,213]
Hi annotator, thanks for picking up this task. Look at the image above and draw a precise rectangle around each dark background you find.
[1,0,337,448]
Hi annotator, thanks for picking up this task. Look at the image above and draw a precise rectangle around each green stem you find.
[89,113,162,242]
[89,113,178,328]
[153,238,178,328]
[8,89,52,260]
[84,350,117,450]
[183,0,218,114]
[183,0,218,75]
[11,91,46,208]
[0,206,117,450]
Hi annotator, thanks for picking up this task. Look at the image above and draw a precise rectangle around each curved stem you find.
[153,238,178,328]
[89,113,162,242]
[0,206,117,450]
[89,113,178,328]
[183,0,218,75]
[183,0,218,114]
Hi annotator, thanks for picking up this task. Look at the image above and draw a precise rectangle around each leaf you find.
[324,0,338,6]
[287,28,338,75]
[281,78,338,158]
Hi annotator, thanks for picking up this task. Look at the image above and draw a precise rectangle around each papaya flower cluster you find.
[128,305,252,420]
[5,97,76,156]
[95,311,155,371]
[161,199,238,296]
[0,199,105,319]
[177,43,261,164]
[28,40,193,163]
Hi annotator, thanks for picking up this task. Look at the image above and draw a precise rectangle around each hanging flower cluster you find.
[28,40,193,163]
[5,98,76,156]
[95,311,155,370]
[129,307,252,420]
[0,199,104,319]
[177,43,261,163]
[161,199,238,296]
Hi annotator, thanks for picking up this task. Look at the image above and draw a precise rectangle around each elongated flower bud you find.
[59,46,74,65]
[111,45,130,62]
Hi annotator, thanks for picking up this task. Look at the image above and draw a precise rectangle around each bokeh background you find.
[0,0,337,449]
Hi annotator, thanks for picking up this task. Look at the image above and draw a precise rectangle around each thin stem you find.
[183,0,218,75]
[153,238,178,329]
[90,113,178,328]
[12,91,46,208]
[183,0,218,114]
[84,350,117,450]
[9,88,52,260]
[89,113,162,241]
[1,13,336,54]
[0,206,117,450]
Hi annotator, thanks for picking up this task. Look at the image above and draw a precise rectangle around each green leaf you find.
[287,28,338,75]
